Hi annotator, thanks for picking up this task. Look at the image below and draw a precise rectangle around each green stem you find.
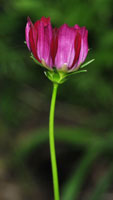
[49,82,60,200]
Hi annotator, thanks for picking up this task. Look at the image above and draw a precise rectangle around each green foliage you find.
[88,162,113,200]
[11,126,113,200]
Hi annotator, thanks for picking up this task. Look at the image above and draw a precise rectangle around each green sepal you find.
[30,54,43,67]
[67,69,87,77]
[44,70,68,84]
[63,58,94,77]
[80,59,95,69]
[44,58,95,84]
[29,50,94,84]
[30,54,53,71]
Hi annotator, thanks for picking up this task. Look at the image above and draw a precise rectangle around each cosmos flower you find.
[25,16,88,72]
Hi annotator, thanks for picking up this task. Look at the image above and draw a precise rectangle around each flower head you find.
[25,16,94,83]
[25,16,88,69]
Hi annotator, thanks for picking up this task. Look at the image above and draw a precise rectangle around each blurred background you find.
[0,0,113,199]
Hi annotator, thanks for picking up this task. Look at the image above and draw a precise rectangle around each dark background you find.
[0,0,113,199]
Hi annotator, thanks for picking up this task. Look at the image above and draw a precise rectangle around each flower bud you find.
[25,17,94,83]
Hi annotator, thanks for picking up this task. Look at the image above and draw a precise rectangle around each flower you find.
[25,16,88,72]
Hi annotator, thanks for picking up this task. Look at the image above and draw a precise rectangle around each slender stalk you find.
[49,82,60,200]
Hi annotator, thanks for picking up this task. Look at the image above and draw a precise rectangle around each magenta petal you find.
[41,16,51,26]
[28,18,41,62]
[29,25,41,62]
[69,31,81,70]
[74,24,80,30]
[76,27,88,67]
[25,17,31,50]
[55,24,76,69]
[37,21,53,68]
[50,28,58,65]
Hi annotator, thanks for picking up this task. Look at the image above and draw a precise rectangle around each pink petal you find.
[29,18,41,62]
[75,26,88,67]
[50,28,58,64]
[74,24,80,30]
[69,31,81,70]
[25,17,32,50]
[40,16,51,26]
[37,19,53,67]
[54,24,77,69]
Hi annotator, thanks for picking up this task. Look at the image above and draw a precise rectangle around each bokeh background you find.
[0,0,113,199]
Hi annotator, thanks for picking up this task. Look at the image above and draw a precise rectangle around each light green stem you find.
[49,82,60,200]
